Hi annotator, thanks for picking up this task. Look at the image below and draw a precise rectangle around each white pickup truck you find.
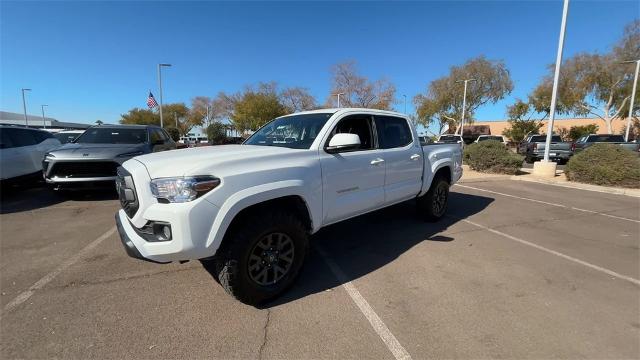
[115,108,462,304]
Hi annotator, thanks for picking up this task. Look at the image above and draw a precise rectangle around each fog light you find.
[162,225,171,240]
[150,222,172,241]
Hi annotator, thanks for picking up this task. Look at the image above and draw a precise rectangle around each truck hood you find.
[48,143,146,159]
[132,145,300,178]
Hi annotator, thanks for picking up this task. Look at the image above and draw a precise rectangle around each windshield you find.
[244,113,334,149]
[75,128,148,144]
[54,132,82,144]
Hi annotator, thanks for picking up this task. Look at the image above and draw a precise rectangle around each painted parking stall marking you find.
[315,244,413,360]
[3,226,117,314]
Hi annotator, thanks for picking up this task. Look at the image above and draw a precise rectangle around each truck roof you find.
[279,108,408,118]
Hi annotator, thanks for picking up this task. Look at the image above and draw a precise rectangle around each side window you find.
[0,129,14,149]
[10,129,38,147]
[326,115,375,151]
[150,129,163,143]
[375,116,412,149]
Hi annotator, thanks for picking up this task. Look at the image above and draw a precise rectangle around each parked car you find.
[437,134,463,144]
[572,134,640,154]
[43,125,176,189]
[475,135,507,144]
[115,108,463,305]
[0,125,61,183]
[518,134,573,164]
[53,130,85,144]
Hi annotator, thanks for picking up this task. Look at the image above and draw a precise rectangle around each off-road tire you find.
[214,211,308,306]
[417,177,450,222]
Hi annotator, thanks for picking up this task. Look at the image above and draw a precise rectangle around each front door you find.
[320,114,385,224]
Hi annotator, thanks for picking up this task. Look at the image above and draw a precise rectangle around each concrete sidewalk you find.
[460,165,640,197]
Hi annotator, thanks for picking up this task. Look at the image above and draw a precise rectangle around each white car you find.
[0,125,61,182]
[475,135,507,144]
[115,108,463,304]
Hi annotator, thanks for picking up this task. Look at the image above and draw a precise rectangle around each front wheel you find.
[417,177,450,222]
[214,211,308,306]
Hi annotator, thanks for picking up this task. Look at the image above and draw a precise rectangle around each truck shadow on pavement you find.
[202,192,493,308]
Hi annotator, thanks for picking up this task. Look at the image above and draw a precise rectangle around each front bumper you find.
[115,201,220,263]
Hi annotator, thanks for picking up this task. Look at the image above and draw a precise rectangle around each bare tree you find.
[327,61,396,110]
[280,87,317,113]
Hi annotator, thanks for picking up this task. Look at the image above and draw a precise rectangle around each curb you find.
[509,175,640,198]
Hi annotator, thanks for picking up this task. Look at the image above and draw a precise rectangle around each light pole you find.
[21,88,31,127]
[621,59,640,141]
[455,79,476,139]
[41,104,48,129]
[157,63,171,128]
[542,0,569,163]
[403,94,407,113]
[335,92,344,108]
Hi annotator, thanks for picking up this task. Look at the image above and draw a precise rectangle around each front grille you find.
[116,167,139,218]
[49,161,119,178]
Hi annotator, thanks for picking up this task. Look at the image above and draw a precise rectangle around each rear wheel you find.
[417,177,450,222]
[214,211,308,305]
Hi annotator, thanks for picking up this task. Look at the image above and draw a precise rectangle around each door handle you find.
[370,158,385,166]
[410,154,421,160]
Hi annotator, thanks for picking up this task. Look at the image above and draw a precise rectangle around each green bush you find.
[565,144,640,188]
[463,140,523,175]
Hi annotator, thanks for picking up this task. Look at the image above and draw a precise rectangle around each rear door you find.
[374,115,423,204]
[319,114,385,224]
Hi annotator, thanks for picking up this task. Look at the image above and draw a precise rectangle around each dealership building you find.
[0,111,91,131]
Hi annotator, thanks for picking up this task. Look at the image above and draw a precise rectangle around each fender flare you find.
[204,180,316,255]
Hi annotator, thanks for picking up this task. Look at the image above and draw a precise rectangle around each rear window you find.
[478,136,503,142]
[439,135,461,143]
[76,128,148,144]
[588,135,624,142]
[530,135,562,142]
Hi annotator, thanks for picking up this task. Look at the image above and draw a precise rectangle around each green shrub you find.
[565,144,640,188]
[463,140,523,175]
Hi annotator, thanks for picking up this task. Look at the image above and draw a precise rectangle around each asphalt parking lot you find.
[1,179,639,359]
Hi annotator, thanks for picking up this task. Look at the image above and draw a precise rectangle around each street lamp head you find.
[22,88,32,91]
[159,63,172,67]
[619,60,640,64]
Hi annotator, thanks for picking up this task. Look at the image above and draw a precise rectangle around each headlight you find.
[117,151,144,158]
[150,176,220,203]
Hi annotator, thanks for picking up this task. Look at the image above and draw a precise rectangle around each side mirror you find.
[326,133,361,153]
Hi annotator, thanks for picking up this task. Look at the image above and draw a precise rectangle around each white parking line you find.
[3,226,116,314]
[315,244,412,360]
[460,218,640,287]
[455,184,640,224]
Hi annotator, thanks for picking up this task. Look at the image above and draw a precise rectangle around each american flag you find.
[147,92,158,108]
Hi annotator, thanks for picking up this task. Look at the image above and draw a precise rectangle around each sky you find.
[1,0,638,132]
